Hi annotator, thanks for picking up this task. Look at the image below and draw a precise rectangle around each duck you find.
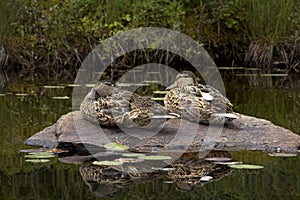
[164,71,239,124]
[80,80,175,129]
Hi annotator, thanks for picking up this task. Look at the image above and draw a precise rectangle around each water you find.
[0,76,299,199]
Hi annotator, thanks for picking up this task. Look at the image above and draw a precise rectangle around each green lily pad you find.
[28,152,54,156]
[268,153,298,157]
[122,153,146,157]
[44,85,65,89]
[230,164,264,170]
[153,91,168,94]
[214,161,243,165]
[92,160,123,166]
[204,157,232,162]
[25,159,51,163]
[116,83,132,87]
[52,96,70,100]
[104,143,129,151]
[20,149,46,153]
[117,83,150,87]
[65,84,82,87]
[85,84,95,88]
[139,155,172,160]
[115,158,143,163]
[151,97,165,101]
[25,153,55,159]
[15,93,28,96]
[164,181,174,184]
[152,167,176,171]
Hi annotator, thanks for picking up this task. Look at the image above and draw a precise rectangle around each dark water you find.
[0,75,299,200]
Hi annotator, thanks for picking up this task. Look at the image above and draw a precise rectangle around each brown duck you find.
[80,81,175,129]
[164,71,239,124]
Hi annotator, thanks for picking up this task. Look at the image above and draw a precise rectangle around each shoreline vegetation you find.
[0,0,299,80]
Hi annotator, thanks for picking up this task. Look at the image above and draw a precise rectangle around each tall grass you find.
[245,0,298,72]
[247,0,294,42]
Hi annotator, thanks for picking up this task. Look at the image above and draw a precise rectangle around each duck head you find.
[166,71,198,90]
[93,80,117,98]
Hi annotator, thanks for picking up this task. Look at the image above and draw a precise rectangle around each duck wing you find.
[164,88,212,123]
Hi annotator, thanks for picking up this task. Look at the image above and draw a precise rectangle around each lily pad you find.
[25,152,55,159]
[122,153,146,157]
[204,157,232,162]
[117,83,150,87]
[151,97,165,101]
[44,85,65,89]
[28,152,54,155]
[214,161,243,165]
[104,143,129,151]
[52,96,70,100]
[25,159,51,163]
[65,84,82,87]
[85,84,95,88]
[92,160,123,166]
[152,167,176,171]
[20,149,46,153]
[15,93,29,96]
[164,181,174,184]
[268,153,298,157]
[230,164,264,170]
[138,155,172,160]
[153,91,168,94]
[115,158,143,163]
[144,80,162,83]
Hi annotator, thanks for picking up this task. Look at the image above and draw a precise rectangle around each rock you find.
[24,111,300,153]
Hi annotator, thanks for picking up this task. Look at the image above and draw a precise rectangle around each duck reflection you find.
[168,151,232,192]
[78,151,232,197]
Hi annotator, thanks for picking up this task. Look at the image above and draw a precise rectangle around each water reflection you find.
[77,151,232,198]
[0,75,299,199]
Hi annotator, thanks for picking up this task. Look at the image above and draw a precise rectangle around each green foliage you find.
[130,0,185,30]
[0,0,299,72]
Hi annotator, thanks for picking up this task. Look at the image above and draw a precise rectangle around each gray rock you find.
[24,111,300,153]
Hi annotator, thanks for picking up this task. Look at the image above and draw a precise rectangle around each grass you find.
[0,0,299,77]
[245,0,299,72]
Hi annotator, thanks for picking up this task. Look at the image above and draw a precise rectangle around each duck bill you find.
[166,83,176,90]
